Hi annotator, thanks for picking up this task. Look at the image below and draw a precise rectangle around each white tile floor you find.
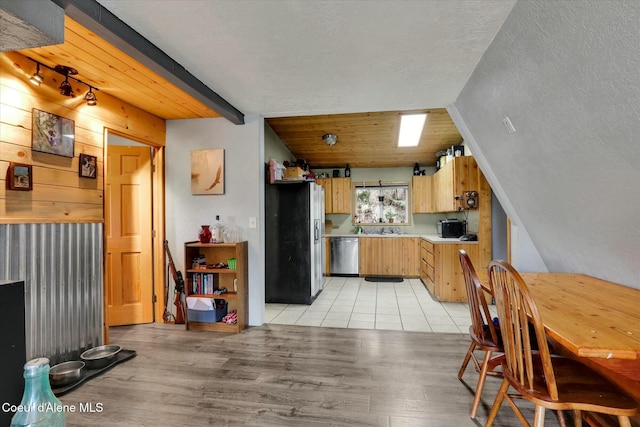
[265,276,498,332]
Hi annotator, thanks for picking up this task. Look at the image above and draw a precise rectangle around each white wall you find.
[264,122,294,164]
[451,0,640,286]
[165,115,265,325]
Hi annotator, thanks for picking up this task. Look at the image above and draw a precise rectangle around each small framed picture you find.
[79,153,97,178]
[8,163,33,191]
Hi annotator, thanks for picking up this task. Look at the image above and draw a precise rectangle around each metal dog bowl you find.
[80,344,122,369]
[49,360,85,387]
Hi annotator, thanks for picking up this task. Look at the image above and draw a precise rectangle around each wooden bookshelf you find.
[184,241,248,333]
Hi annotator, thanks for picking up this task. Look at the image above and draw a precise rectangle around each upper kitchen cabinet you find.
[412,175,433,213]
[316,177,351,214]
[432,157,482,213]
[315,178,333,213]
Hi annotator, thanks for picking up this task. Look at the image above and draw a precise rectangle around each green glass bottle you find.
[10,358,65,427]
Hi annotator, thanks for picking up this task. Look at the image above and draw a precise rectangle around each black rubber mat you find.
[364,276,403,282]
[52,349,136,396]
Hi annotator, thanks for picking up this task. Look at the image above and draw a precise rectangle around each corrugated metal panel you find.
[0,223,103,365]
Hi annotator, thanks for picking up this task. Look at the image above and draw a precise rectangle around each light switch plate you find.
[503,116,517,134]
[249,217,257,228]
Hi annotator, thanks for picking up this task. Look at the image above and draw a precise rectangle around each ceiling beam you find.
[0,0,65,52]
[51,0,245,125]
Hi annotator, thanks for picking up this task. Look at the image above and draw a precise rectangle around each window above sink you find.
[354,182,410,225]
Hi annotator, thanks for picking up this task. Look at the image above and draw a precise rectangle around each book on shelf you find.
[189,273,219,295]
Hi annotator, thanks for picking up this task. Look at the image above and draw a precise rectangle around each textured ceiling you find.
[95,0,516,118]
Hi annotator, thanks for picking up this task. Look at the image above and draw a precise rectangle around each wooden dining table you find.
[479,272,640,403]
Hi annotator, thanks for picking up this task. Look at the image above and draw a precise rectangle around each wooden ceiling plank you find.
[17,16,221,120]
[63,20,215,117]
[266,108,462,168]
[53,30,205,118]
[59,5,244,123]
[20,46,197,121]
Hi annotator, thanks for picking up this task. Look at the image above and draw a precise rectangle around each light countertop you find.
[325,233,479,244]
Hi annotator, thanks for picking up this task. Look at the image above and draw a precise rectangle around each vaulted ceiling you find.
[8,1,517,167]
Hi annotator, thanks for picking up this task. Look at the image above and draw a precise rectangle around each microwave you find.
[438,219,466,238]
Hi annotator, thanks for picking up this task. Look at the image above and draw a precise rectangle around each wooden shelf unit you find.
[184,241,248,333]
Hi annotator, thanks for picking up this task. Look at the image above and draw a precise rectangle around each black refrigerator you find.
[265,181,325,304]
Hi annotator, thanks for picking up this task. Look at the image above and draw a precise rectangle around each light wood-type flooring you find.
[58,323,566,427]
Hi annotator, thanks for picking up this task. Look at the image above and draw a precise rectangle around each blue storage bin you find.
[187,300,227,323]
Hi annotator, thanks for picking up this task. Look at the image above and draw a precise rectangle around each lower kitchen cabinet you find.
[359,237,419,277]
[420,238,480,302]
[402,237,420,276]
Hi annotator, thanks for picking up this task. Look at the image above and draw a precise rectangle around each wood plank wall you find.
[0,51,166,224]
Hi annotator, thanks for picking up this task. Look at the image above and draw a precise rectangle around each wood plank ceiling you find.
[266,109,463,169]
[16,17,220,120]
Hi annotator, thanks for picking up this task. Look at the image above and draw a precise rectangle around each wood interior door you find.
[106,146,154,326]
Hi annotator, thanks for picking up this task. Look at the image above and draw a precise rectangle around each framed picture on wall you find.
[79,153,97,178]
[31,108,75,158]
[7,163,33,191]
[191,149,225,195]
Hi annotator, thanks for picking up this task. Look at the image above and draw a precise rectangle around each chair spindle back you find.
[488,260,559,401]
[459,250,499,346]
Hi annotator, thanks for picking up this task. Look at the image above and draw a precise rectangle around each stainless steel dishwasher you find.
[330,237,359,276]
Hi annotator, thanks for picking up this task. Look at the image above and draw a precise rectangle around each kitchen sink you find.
[362,226,402,235]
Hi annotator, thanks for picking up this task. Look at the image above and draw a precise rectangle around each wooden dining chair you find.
[457,250,504,419]
[486,260,639,427]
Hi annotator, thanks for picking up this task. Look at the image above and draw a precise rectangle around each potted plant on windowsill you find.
[385,211,397,223]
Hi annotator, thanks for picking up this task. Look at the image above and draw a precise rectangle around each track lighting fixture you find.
[26,57,99,106]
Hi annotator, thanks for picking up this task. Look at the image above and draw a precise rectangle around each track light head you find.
[59,77,74,97]
[55,65,78,97]
[84,88,97,106]
[30,64,44,86]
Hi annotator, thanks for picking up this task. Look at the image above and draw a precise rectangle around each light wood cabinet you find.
[420,240,436,294]
[359,237,419,277]
[420,238,480,302]
[412,175,433,213]
[184,241,248,333]
[315,178,333,213]
[315,177,351,214]
[432,157,480,213]
[331,177,351,214]
[402,237,420,276]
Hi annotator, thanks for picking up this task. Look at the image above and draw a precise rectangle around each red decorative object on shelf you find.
[198,225,212,243]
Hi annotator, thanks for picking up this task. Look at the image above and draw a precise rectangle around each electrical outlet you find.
[249,217,257,229]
